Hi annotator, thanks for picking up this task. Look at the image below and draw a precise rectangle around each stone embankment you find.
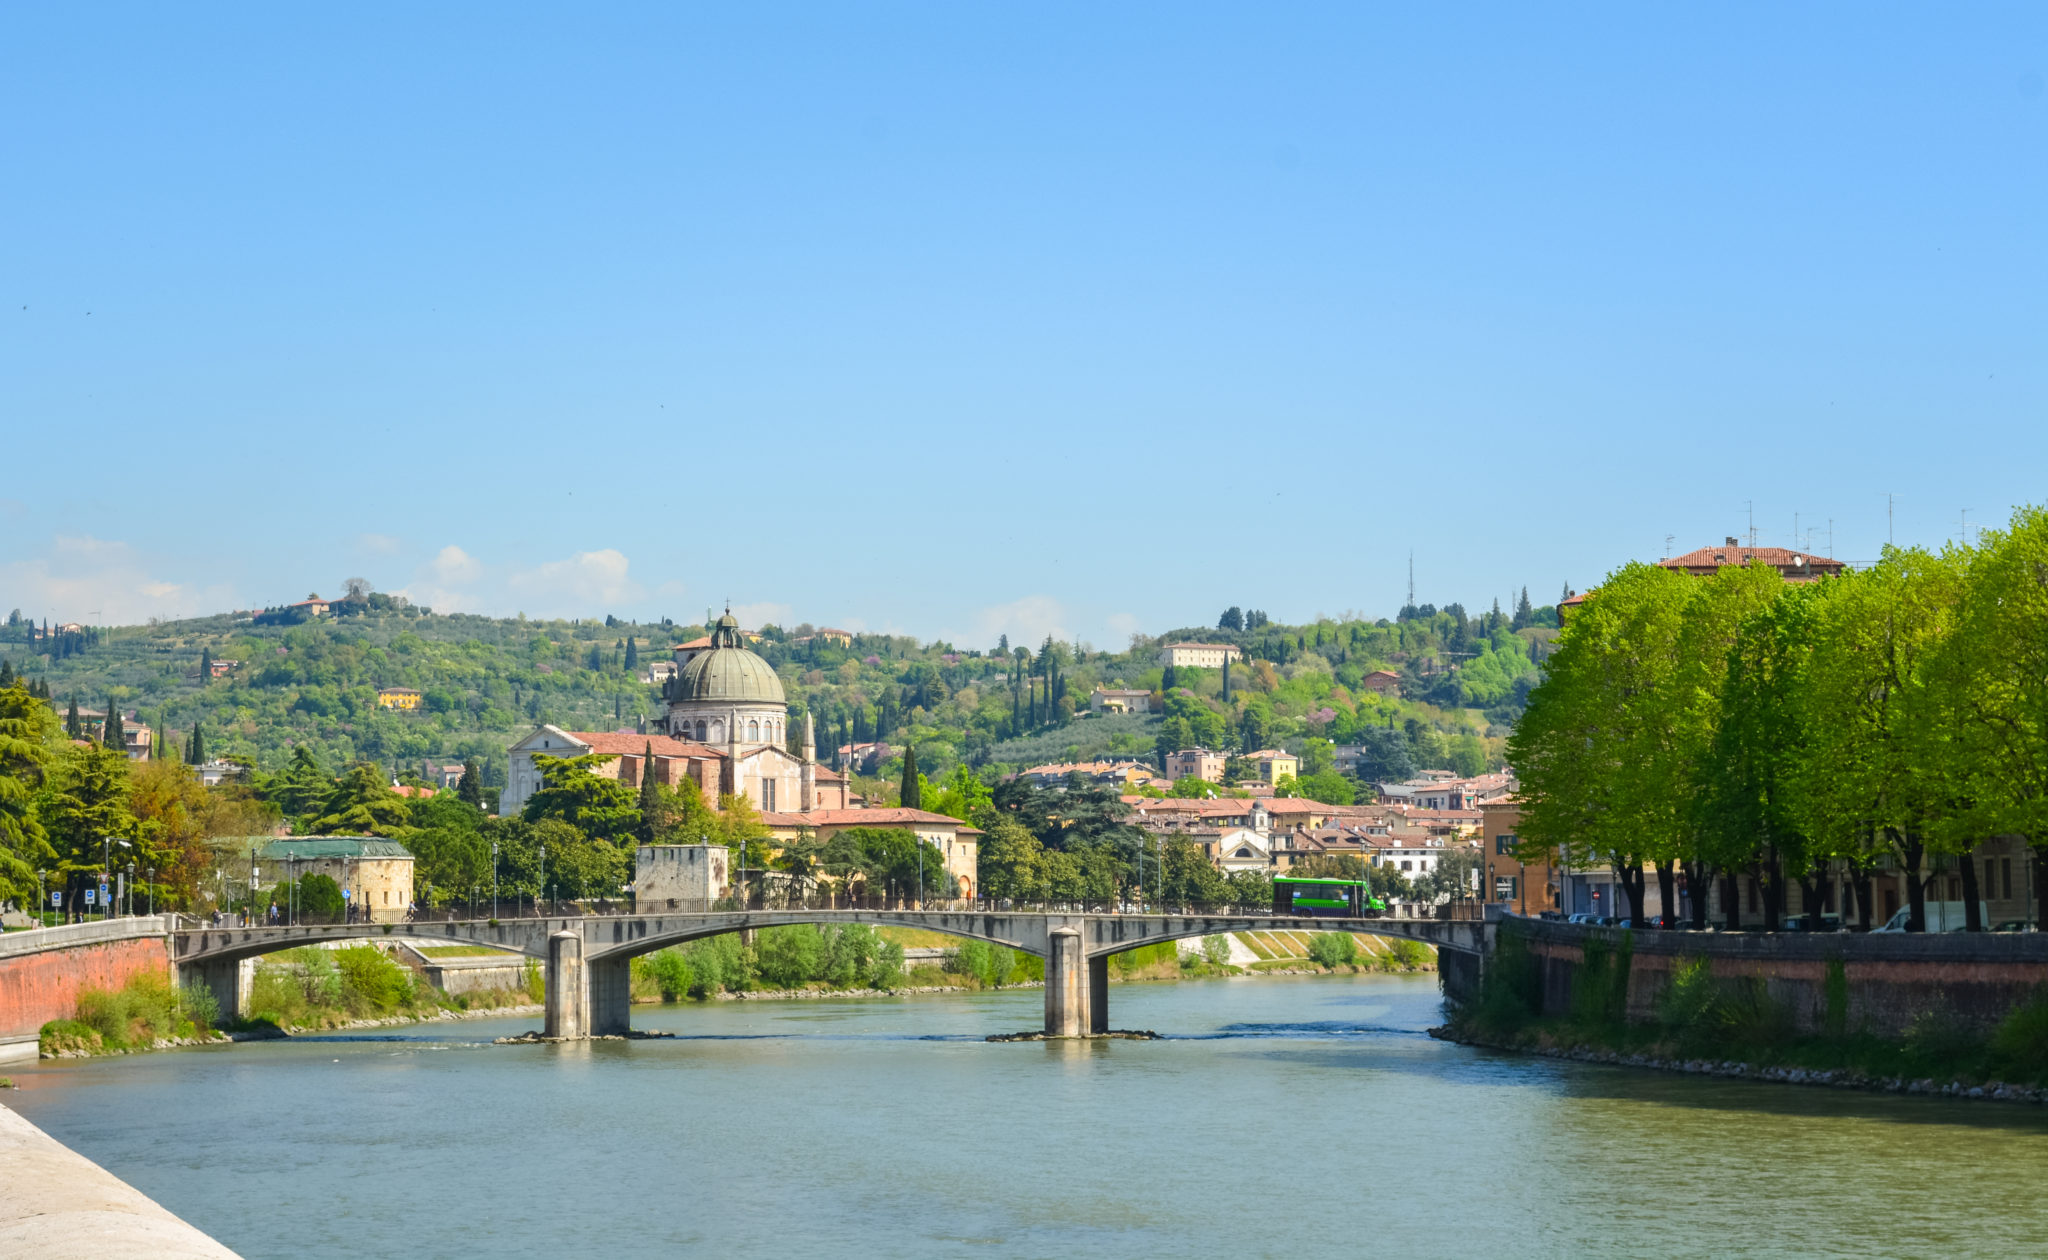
[0,1103,240,1257]
[1430,1027,2048,1105]
[40,1002,544,1059]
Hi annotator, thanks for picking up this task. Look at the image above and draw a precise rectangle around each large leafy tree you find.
[1943,508,2048,924]
[0,682,59,906]
[1509,562,1697,921]
[522,753,637,843]
[40,740,142,908]
[306,762,413,836]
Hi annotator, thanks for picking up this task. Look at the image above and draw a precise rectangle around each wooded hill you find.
[0,590,1557,793]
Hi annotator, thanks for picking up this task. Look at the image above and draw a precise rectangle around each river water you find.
[8,974,2048,1259]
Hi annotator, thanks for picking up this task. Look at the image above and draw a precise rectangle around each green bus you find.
[1272,876,1385,918]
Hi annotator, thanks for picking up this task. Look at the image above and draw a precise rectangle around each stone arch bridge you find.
[173,910,1492,1039]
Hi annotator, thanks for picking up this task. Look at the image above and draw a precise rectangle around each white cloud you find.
[727,601,794,630]
[964,595,1069,651]
[430,545,482,585]
[506,549,645,616]
[0,535,237,624]
[356,533,402,556]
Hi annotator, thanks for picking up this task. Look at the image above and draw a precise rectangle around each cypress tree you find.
[636,741,661,844]
[458,760,483,807]
[899,745,921,810]
[624,636,638,670]
[104,705,125,754]
[189,723,205,765]
[66,696,80,739]
[199,648,212,681]
[1222,654,1231,702]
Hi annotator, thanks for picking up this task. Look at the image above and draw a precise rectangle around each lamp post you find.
[249,844,258,926]
[36,870,45,928]
[145,865,154,917]
[538,841,547,918]
[491,840,498,920]
[125,861,134,916]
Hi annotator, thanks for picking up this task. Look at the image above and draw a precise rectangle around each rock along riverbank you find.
[1429,1026,2048,1106]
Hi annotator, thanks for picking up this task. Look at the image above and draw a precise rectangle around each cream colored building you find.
[258,836,415,923]
[1158,642,1243,669]
[1245,748,1300,784]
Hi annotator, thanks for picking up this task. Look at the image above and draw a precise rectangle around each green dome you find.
[676,613,786,705]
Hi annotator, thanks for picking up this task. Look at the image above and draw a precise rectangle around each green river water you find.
[7,973,2048,1258]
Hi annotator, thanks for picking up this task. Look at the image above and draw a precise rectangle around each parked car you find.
[1566,913,1598,925]
[1647,914,1685,929]
[1537,910,1564,921]
[1780,914,1845,932]
[1595,915,1622,927]
[1616,917,1654,929]
[1991,920,2037,932]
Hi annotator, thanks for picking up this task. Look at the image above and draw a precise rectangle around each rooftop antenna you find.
[1827,518,1835,558]
[1746,500,1756,549]
[1663,534,1674,560]
[1961,508,1971,547]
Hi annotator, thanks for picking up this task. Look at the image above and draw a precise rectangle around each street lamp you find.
[490,839,498,920]
[146,866,154,917]
[538,841,547,918]
[125,861,134,916]
[36,869,46,928]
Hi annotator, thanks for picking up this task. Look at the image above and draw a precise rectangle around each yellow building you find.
[376,687,422,711]
[258,836,416,923]
[1246,748,1299,783]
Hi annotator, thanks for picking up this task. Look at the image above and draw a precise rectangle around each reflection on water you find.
[9,973,2048,1260]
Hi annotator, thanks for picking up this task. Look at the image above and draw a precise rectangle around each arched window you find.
[695,720,707,741]
[748,719,760,741]
[710,720,724,743]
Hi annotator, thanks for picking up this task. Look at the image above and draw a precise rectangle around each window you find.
[762,779,776,811]
[1399,860,1412,872]
[1495,833,1516,855]
[1989,859,2000,902]
[2003,858,2014,901]
[748,720,760,741]
[1948,877,1961,901]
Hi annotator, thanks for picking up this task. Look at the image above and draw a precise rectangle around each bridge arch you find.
[580,910,1049,964]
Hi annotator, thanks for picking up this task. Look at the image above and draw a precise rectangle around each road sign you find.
[51,891,62,906]
[84,890,96,906]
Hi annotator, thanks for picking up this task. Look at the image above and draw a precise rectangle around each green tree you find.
[41,740,139,908]
[1509,562,1697,922]
[899,745,921,809]
[186,722,206,766]
[1307,932,1357,968]
[103,705,125,754]
[0,681,59,906]
[306,762,414,836]
[522,753,638,843]
[977,817,1046,902]
[265,747,334,820]
[1943,508,2048,925]
[456,759,483,808]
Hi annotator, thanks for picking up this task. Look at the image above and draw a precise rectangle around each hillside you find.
[0,592,1556,791]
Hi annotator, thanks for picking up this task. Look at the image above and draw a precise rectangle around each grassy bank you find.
[40,947,536,1056]
[1448,932,2048,1093]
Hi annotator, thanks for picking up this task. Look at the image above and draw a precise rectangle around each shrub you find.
[1387,939,1431,970]
[1307,932,1357,968]
[636,950,695,1002]
[756,926,827,990]
[334,946,414,1010]
[1202,935,1232,966]
[40,1018,103,1055]
[1658,957,1720,1043]
[1989,992,2048,1084]
[179,982,220,1033]
[524,959,545,1003]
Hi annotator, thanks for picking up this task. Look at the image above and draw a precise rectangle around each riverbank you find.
[0,1102,240,1257]
[1431,1024,2048,1105]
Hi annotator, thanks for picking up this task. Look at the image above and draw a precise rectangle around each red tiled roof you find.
[1661,544,1844,575]
[767,807,982,834]
[564,731,727,759]
[671,635,713,650]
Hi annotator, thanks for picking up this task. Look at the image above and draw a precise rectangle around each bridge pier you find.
[544,930,587,1040]
[1044,928,1105,1037]
[590,956,632,1037]
[179,957,253,1023]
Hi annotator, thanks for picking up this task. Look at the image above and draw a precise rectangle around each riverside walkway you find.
[169,909,1494,1038]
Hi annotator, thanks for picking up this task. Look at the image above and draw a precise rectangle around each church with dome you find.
[499,610,983,898]
[502,611,846,818]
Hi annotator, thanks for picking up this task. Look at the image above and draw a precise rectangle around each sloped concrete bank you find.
[0,1103,239,1257]
[1429,1026,2048,1105]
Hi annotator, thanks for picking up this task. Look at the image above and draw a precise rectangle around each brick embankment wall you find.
[0,923,173,1053]
[1502,918,2048,1037]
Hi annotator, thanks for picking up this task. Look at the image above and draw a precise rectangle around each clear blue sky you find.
[5,5,2044,648]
